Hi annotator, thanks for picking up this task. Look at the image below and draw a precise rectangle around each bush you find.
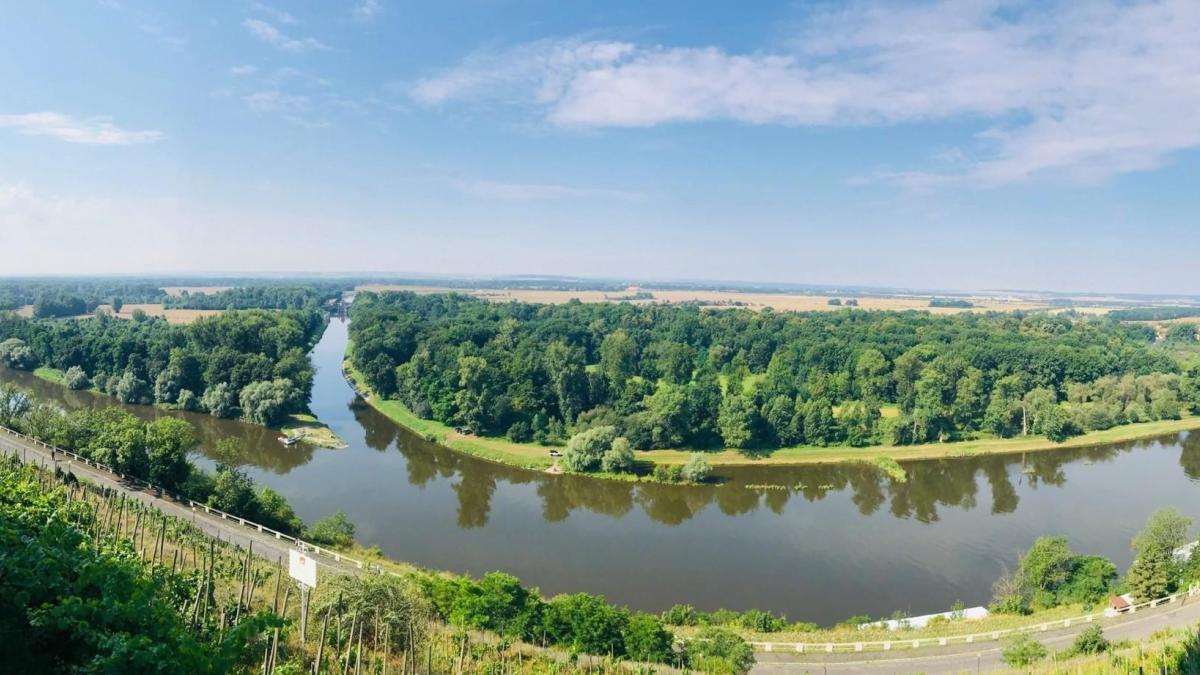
[506,420,532,443]
[661,603,698,626]
[307,511,356,548]
[600,436,635,473]
[623,613,675,663]
[681,453,712,483]
[1001,634,1047,667]
[542,593,628,656]
[738,609,786,633]
[684,627,756,674]
[1070,625,1109,655]
[562,425,617,472]
[651,464,684,483]
[63,366,89,390]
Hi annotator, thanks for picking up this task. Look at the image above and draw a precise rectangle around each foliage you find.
[993,536,1117,612]
[63,365,89,389]
[164,284,343,310]
[1001,633,1048,667]
[0,307,323,423]
[681,452,712,483]
[1070,625,1109,655]
[349,292,1189,455]
[683,627,756,674]
[0,456,279,673]
[306,510,357,548]
[562,425,617,472]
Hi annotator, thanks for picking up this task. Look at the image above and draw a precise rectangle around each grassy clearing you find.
[33,365,65,385]
[279,413,347,449]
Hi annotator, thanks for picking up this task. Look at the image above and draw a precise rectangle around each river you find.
[3,317,1198,625]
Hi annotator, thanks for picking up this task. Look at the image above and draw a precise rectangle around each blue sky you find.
[1,1,1198,293]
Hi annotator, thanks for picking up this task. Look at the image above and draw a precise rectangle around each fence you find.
[0,423,376,575]
[747,585,1200,654]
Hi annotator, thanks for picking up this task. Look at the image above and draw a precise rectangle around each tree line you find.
[0,308,324,427]
[349,292,1200,460]
[163,284,345,310]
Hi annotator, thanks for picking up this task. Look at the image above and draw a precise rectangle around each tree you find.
[717,395,756,449]
[114,371,151,405]
[1127,545,1172,602]
[111,297,124,313]
[307,511,357,548]
[1016,536,1075,608]
[239,379,296,426]
[63,366,90,390]
[623,613,675,664]
[599,330,638,386]
[681,453,711,483]
[145,418,196,491]
[855,349,891,402]
[601,436,635,473]
[0,383,31,428]
[200,383,237,418]
[208,464,258,517]
[542,593,628,657]
[0,338,36,370]
[1133,508,1192,560]
[802,399,839,446]
[563,425,617,472]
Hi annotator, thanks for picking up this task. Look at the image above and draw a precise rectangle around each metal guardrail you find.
[746,586,1200,653]
[0,424,375,574]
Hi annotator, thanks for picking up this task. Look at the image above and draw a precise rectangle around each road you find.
[753,595,1200,673]
[1,429,364,578]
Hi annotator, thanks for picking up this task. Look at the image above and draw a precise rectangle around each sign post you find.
[289,548,318,644]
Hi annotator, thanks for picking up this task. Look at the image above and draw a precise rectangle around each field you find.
[357,284,1062,314]
[161,285,232,296]
[12,303,220,324]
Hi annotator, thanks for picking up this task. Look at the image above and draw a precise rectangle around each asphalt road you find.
[753,591,1200,673]
[1,429,364,578]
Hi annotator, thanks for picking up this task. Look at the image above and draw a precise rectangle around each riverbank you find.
[342,358,1200,471]
[26,365,348,450]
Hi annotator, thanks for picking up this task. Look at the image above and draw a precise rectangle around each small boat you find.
[278,435,301,447]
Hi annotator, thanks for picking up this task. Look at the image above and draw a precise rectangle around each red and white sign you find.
[289,549,318,588]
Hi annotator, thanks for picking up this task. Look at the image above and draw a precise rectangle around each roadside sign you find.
[289,548,318,588]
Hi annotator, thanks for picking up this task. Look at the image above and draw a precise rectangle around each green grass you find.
[279,413,347,449]
[33,366,66,385]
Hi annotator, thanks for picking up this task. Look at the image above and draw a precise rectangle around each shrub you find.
[684,627,756,674]
[63,366,89,390]
[307,511,356,548]
[738,609,786,633]
[1070,625,1109,655]
[1001,634,1048,667]
[681,453,712,483]
[651,464,684,483]
[600,436,635,473]
[623,613,675,663]
[506,420,532,443]
[661,603,698,626]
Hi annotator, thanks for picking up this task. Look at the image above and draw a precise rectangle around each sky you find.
[1,0,1198,294]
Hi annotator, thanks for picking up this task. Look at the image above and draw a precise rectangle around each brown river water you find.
[3,317,1198,625]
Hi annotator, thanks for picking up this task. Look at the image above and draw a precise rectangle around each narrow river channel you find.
[3,317,1198,625]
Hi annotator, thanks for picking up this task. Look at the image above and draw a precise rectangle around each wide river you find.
[4,318,1198,625]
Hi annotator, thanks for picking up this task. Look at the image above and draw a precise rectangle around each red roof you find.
[1110,596,1131,609]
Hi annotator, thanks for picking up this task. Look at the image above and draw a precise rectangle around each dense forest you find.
[0,308,324,426]
[349,293,1200,460]
[163,284,345,310]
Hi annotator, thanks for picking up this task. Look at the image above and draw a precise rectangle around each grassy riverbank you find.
[343,358,1200,472]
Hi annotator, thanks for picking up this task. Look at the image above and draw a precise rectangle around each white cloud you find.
[353,0,383,22]
[452,178,645,201]
[412,0,1200,185]
[229,64,257,76]
[0,112,165,145]
[250,3,297,25]
[241,91,309,114]
[243,18,329,52]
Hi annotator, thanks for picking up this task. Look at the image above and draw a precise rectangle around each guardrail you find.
[746,586,1200,654]
[0,423,376,574]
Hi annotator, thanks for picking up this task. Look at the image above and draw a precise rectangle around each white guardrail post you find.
[2,423,369,572]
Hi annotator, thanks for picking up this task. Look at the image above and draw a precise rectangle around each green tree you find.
[681,452,711,483]
[1127,545,1173,602]
[684,627,755,674]
[1071,625,1109,655]
[718,394,756,449]
[63,366,90,390]
[623,613,675,663]
[601,436,635,473]
[563,425,617,472]
[145,417,196,491]
[1016,536,1075,608]
[307,511,357,548]
[542,593,628,657]
[238,379,296,427]
[200,383,237,418]
[600,330,638,386]
[1133,508,1192,560]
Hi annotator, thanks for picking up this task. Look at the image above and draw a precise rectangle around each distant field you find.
[355,284,1053,313]
[9,303,219,325]
[161,285,232,297]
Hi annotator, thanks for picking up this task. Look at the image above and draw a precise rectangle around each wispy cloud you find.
[0,112,165,145]
[452,178,645,201]
[412,0,1200,185]
[250,3,297,25]
[353,0,383,22]
[229,64,258,76]
[243,18,329,52]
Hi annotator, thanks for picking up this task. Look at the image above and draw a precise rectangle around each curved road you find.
[7,429,1197,673]
[753,594,1200,673]
[1,430,365,578]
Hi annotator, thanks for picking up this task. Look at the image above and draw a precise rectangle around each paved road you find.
[753,595,1200,673]
[1,430,364,577]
